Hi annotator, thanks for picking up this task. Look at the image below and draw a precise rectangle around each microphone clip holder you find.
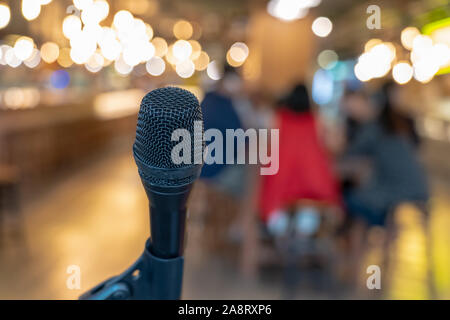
[79,238,184,300]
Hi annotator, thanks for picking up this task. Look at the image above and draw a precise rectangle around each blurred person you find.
[339,81,429,290]
[258,84,343,235]
[199,65,247,196]
[341,81,428,227]
[189,66,251,260]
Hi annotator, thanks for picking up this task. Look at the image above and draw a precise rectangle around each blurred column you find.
[245,10,316,95]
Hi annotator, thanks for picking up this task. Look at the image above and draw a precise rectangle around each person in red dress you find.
[259,84,342,225]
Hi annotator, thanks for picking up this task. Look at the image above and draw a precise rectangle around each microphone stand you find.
[79,238,184,300]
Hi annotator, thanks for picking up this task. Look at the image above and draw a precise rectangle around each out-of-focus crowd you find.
[190,65,431,297]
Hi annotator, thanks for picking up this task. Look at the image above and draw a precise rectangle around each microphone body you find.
[133,86,204,259]
[80,86,203,300]
[144,184,191,258]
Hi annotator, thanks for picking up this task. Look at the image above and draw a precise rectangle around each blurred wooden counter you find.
[0,103,137,197]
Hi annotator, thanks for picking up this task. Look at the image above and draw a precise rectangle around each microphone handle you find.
[146,184,192,259]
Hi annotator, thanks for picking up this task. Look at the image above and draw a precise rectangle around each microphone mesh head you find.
[134,87,203,186]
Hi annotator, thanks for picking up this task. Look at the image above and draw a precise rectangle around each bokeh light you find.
[152,37,168,57]
[146,56,165,76]
[401,27,420,50]
[229,42,249,63]
[24,48,41,68]
[57,48,73,68]
[63,15,82,40]
[173,20,193,40]
[173,40,192,61]
[176,60,195,78]
[22,0,42,21]
[267,0,313,22]
[74,0,93,11]
[41,42,60,63]
[206,60,222,80]
[0,3,11,29]
[193,51,209,71]
[392,61,413,84]
[50,70,70,89]
[113,10,134,32]
[14,37,35,61]
[317,50,338,69]
[312,17,332,37]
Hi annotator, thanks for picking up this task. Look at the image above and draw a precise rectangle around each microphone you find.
[80,87,204,300]
[133,86,204,259]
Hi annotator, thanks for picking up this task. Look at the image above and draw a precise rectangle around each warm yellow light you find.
[93,0,109,22]
[172,40,192,61]
[412,35,433,53]
[57,48,73,68]
[39,0,52,5]
[81,0,109,25]
[207,60,222,80]
[432,43,450,68]
[114,56,133,75]
[83,23,103,43]
[113,10,134,32]
[364,38,382,52]
[189,40,201,60]
[100,37,121,61]
[401,27,420,50]
[22,0,41,21]
[176,60,195,78]
[122,44,144,67]
[69,31,97,64]
[173,20,193,40]
[392,61,413,84]
[63,15,82,39]
[193,51,209,71]
[146,56,165,76]
[145,23,154,40]
[41,42,59,63]
[354,61,371,82]
[85,52,104,73]
[312,17,332,37]
[267,0,310,22]
[14,37,34,61]
[5,47,22,68]
[0,3,11,29]
[228,42,249,63]
[413,60,439,83]
[24,49,41,68]
[4,87,40,110]
[94,89,144,119]
[165,45,177,65]
[152,37,168,57]
[226,51,243,67]
[140,42,156,63]
[74,0,93,11]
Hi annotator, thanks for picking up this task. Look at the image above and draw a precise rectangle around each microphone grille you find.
[134,87,203,186]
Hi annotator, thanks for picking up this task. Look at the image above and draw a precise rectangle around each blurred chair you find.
[257,200,343,298]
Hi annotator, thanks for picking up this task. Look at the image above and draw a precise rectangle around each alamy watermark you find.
[366,265,381,290]
[66,264,81,290]
[171,121,280,175]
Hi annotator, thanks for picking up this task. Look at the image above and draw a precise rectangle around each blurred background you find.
[0,0,449,299]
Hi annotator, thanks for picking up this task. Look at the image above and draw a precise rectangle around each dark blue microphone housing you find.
[133,87,204,258]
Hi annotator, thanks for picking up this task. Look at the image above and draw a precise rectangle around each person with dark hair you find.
[259,84,342,228]
[341,81,429,226]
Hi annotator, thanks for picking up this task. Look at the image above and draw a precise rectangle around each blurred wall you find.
[245,10,316,95]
